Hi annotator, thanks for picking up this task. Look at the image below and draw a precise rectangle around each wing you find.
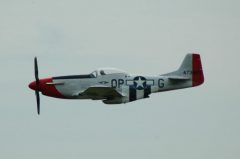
[78,86,124,99]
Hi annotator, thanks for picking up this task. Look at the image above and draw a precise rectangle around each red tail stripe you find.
[192,54,204,86]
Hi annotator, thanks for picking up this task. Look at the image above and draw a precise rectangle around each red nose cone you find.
[28,78,65,99]
[29,81,37,90]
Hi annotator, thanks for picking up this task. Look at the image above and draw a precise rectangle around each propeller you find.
[34,57,40,115]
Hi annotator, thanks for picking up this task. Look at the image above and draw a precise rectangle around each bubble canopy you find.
[91,68,129,77]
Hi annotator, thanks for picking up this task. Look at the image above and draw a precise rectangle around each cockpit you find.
[90,68,129,77]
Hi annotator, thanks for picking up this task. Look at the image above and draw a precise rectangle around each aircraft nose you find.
[29,81,37,90]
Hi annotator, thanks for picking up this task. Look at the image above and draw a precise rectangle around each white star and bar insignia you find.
[126,76,154,90]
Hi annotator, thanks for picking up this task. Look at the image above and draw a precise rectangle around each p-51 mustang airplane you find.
[29,53,204,115]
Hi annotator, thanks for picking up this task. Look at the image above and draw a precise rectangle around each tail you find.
[163,53,204,87]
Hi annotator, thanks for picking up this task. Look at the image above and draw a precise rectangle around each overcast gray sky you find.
[0,0,240,159]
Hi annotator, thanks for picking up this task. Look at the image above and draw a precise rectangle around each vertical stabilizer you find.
[177,53,204,86]
[162,53,204,87]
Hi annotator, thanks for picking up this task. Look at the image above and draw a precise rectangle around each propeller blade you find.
[34,57,39,83]
[35,90,40,115]
[34,57,40,115]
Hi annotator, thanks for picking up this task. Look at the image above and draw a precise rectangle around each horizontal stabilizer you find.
[168,76,190,80]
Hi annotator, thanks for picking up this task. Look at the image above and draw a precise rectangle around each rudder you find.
[192,54,204,86]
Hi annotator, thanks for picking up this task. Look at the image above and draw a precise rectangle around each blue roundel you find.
[133,76,147,90]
